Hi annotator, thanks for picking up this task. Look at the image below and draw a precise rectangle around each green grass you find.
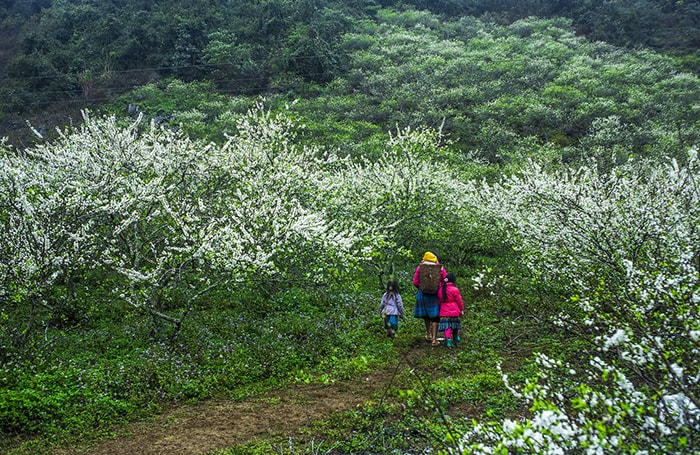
[212,297,562,455]
[0,286,395,454]
[1,272,575,455]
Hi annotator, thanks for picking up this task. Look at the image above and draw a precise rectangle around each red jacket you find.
[438,282,464,317]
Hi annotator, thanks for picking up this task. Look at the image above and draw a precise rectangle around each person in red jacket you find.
[438,272,464,348]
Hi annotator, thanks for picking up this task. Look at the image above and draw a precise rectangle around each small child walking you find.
[438,272,464,348]
[380,279,404,338]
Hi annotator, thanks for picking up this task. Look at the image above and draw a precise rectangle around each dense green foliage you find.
[94,13,699,168]
[0,0,698,128]
[1,2,699,454]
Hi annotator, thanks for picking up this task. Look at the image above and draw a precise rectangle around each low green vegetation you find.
[1,286,394,453]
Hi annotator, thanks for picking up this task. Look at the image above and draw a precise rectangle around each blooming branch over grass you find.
[1,107,366,335]
[323,124,470,280]
[1,105,469,339]
[460,149,700,453]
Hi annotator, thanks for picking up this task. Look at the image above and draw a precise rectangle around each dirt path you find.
[56,343,429,455]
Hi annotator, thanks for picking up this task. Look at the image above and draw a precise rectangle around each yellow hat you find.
[422,251,437,263]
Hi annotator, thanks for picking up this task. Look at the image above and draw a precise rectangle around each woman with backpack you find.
[412,251,447,346]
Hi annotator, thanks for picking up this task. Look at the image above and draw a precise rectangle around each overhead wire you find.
[0,50,354,110]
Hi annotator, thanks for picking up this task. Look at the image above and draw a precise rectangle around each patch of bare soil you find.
[55,343,432,455]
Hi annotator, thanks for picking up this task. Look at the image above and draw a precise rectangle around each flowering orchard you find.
[460,151,700,453]
[6,104,699,453]
[0,107,465,341]
[325,124,471,283]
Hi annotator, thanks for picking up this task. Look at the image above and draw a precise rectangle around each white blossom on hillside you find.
[460,148,700,453]
[1,106,469,336]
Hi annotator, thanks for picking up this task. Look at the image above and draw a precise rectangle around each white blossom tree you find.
[206,103,362,289]
[0,107,366,338]
[459,150,700,453]
[1,105,473,340]
[322,124,470,287]
[0,138,98,337]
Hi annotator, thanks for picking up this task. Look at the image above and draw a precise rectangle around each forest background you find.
[1,0,699,454]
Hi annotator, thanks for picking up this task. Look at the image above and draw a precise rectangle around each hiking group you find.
[379,251,464,347]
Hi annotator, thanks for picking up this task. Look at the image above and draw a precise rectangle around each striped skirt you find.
[438,317,462,332]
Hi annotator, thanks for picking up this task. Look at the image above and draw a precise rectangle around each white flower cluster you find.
[460,149,700,453]
[0,106,464,330]
[318,123,469,273]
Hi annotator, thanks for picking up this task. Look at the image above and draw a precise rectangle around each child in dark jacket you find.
[380,279,404,338]
[438,272,464,348]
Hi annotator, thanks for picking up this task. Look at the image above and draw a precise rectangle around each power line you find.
[2,33,697,111]
[1,74,335,110]
[0,51,352,82]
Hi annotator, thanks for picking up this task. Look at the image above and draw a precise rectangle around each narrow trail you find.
[55,340,436,455]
